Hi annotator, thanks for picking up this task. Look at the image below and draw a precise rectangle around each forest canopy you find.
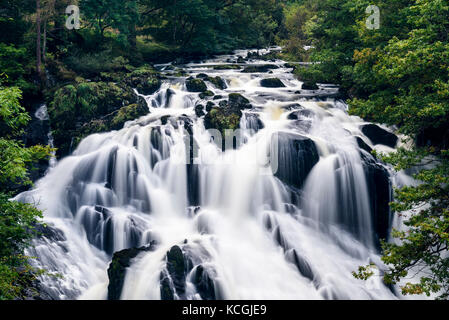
[0,0,448,300]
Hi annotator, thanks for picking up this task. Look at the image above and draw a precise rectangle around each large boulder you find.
[160,245,188,300]
[186,78,207,92]
[208,76,227,90]
[75,102,149,148]
[160,245,218,300]
[273,132,320,189]
[204,93,252,139]
[260,78,285,88]
[242,64,279,73]
[361,124,398,148]
[199,90,214,99]
[301,82,319,90]
[107,245,154,300]
[122,66,161,95]
[204,108,241,139]
[355,136,372,153]
[243,113,264,133]
[48,81,142,156]
[361,152,393,249]
[228,93,252,111]
[192,265,216,300]
[197,75,227,90]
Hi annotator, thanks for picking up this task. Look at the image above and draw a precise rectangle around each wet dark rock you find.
[159,245,188,299]
[287,109,315,120]
[242,64,279,73]
[246,51,261,60]
[355,136,372,153]
[35,223,66,242]
[192,265,216,300]
[302,82,319,90]
[123,67,161,96]
[206,102,215,112]
[361,152,392,249]
[161,115,170,125]
[212,64,241,70]
[218,100,228,108]
[160,274,174,300]
[282,103,302,111]
[236,56,246,64]
[107,244,155,300]
[260,78,285,88]
[290,120,312,133]
[204,107,241,138]
[204,93,252,138]
[361,124,398,148]
[243,113,265,133]
[195,105,206,117]
[284,63,298,71]
[273,132,320,189]
[213,95,223,100]
[287,249,315,282]
[207,76,227,90]
[199,90,214,99]
[228,93,252,111]
[186,78,207,92]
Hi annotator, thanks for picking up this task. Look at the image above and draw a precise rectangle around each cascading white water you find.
[18,48,403,300]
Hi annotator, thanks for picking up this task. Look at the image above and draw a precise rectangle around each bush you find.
[0,194,43,300]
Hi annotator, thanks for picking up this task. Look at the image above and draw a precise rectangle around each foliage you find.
[0,192,44,299]
[280,0,449,298]
[284,0,449,298]
[0,85,30,134]
[0,83,48,300]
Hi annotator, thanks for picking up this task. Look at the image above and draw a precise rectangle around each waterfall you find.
[17,47,400,300]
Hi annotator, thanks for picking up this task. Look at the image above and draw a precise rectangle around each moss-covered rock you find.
[203,93,253,138]
[195,74,227,90]
[186,78,207,92]
[228,93,252,111]
[75,103,148,147]
[204,107,241,138]
[199,90,214,99]
[122,66,161,95]
[260,78,285,88]
[208,76,227,90]
[110,103,149,130]
[212,64,241,70]
[48,81,141,156]
[195,105,206,117]
[242,64,279,73]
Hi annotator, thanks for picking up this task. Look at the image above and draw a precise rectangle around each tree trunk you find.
[127,23,137,51]
[36,0,42,81]
[43,20,47,63]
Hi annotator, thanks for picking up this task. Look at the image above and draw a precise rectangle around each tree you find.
[80,0,138,39]
[0,81,51,299]
[283,0,449,298]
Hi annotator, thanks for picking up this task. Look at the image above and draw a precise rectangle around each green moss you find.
[186,78,207,92]
[110,104,148,130]
[199,90,214,99]
[212,64,241,70]
[204,107,241,137]
[207,76,227,90]
[48,81,139,156]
